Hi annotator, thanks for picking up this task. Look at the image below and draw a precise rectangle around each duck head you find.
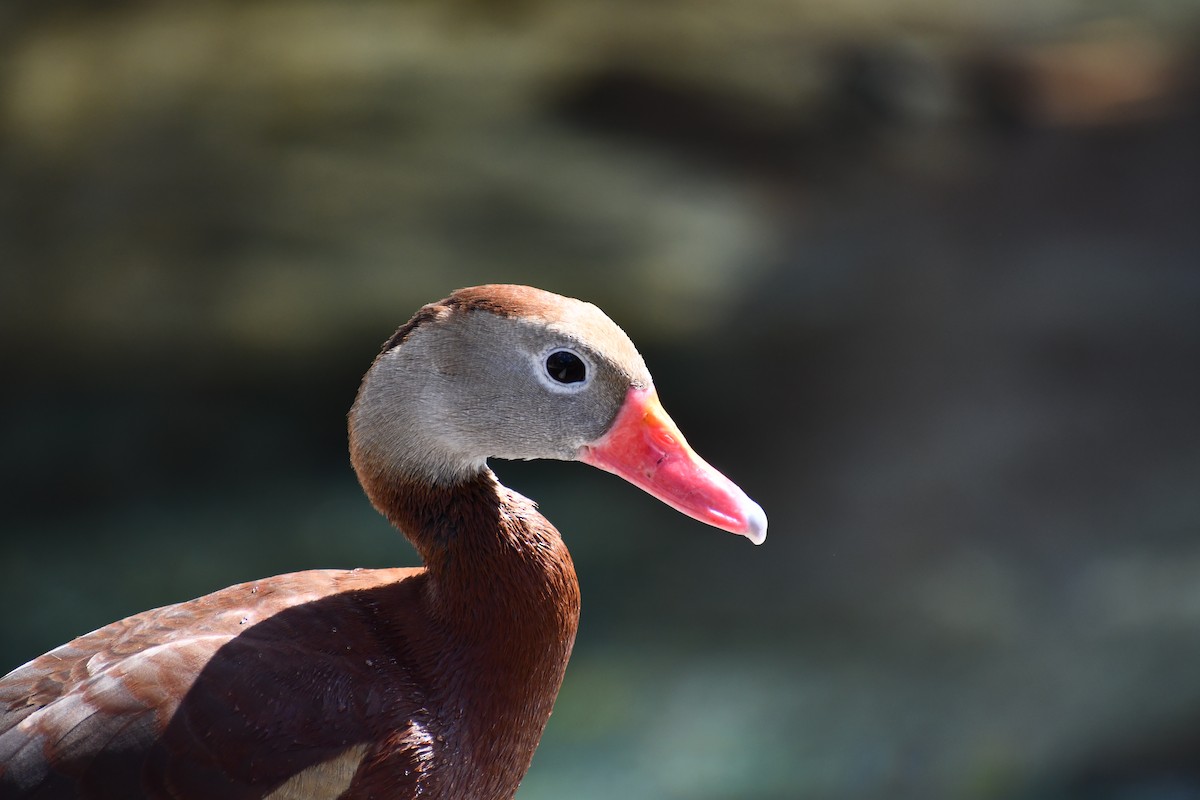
[349,285,766,544]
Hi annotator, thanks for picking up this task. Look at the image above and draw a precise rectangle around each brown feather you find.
[0,470,579,799]
[375,285,554,357]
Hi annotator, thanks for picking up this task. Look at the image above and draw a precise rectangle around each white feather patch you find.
[263,743,371,800]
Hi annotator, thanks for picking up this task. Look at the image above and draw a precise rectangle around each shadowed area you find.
[1,570,431,797]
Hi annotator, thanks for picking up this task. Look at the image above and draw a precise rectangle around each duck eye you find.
[545,350,587,384]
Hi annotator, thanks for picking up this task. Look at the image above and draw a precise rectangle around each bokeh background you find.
[3,1,1200,798]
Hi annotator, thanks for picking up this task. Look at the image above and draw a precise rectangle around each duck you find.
[0,284,766,799]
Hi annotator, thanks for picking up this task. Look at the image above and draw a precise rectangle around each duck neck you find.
[373,467,580,633]
[363,464,581,780]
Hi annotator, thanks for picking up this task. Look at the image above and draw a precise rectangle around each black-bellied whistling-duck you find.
[0,285,766,799]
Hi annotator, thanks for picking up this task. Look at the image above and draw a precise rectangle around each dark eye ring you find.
[545,350,587,384]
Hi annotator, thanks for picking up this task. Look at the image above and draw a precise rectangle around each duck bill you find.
[578,386,767,544]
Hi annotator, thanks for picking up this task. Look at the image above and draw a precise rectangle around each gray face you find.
[350,296,653,485]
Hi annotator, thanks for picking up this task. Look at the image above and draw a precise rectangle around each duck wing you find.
[0,567,432,799]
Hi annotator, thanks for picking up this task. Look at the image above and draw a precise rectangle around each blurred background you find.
[3,1,1200,797]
